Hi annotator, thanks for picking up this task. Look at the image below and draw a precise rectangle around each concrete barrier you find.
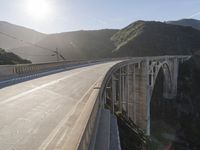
[0,65,15,80]
[0,58,126,81]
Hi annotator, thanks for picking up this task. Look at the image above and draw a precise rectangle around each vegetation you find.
[111,21,200,57]
[0,48,31,65]
[167,19,200,30]
[116,113,149,150]
[148,54,200,150]
[2,20,200,63]
[175,55,200,149]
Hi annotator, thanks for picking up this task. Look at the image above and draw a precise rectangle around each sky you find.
[1,0,200,33]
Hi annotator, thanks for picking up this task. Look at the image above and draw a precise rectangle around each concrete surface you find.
[0,62,119,150]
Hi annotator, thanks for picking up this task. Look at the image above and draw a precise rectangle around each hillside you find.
[167,19,200,30]
[111,21,200,57]
[1,20,200,63]
[0,48,31,65]
[174,55,200,149]
[11,29,118,63]
[0,21,46,50]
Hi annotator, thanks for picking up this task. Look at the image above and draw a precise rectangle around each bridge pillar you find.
[163,58,179,99]
[132,62,148,132]
[127,64,135,121]
[102,57,187,137]
[119,68,122,113]
[111,75,117,114]
[133,65,137,124]
[146,59,151,136]
[126,65,130,118]
[122,67,125,113]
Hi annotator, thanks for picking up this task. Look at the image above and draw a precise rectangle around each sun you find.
[25,0,52,20]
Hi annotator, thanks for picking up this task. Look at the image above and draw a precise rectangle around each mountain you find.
[0,48,31,65]
[0,21,118,63]
[111,21,200,57]
[0,21,46,50]
[11,29,118,63]
[1,20,200,63]
[167,19,200,30]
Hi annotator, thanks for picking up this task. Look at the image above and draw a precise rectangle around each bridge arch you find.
[148,61,173,99]
[99,57,183,136]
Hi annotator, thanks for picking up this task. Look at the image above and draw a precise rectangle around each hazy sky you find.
[1,0,200,33]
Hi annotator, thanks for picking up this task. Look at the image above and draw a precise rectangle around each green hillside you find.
[0,48,31,65]
[111,21,200,57]
[1,20,200,63]
[167,19,200,30]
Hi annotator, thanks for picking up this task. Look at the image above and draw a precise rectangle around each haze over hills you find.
[167,19,200,30]
[0,21,46,50]
[0,19,200,64]
[12,29,118,63]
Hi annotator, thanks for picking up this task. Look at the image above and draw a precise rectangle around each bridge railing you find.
[0,55,191,149]
[0,58,126,81]
[74,55,191,149]
[0,55,190,81]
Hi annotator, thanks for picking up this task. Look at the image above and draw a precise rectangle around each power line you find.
[0,31,66,61]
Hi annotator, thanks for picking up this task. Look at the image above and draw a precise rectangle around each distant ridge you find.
[12,29,118,63]
[0,20,200,63]
[111,21,200,57]
[0,21,46,50]
[167,19,200,30]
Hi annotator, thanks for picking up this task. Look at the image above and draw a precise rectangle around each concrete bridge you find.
[0,56,190,150]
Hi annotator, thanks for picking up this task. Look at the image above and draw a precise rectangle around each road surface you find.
[0,62,118,150]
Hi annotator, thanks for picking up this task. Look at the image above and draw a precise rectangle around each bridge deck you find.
[0,62,119,150]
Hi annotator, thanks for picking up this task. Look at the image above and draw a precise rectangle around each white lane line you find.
[37,77,101,150]
[0,68,90,106]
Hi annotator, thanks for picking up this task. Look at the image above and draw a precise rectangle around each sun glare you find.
[25,0,52,20]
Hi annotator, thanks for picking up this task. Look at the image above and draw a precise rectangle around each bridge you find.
[0,55,190,150]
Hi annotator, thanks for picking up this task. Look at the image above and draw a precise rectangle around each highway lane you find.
[0,61,119,150]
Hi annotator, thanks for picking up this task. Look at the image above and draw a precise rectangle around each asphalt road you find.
[0,62,118,150]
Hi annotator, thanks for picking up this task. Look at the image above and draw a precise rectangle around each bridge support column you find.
[127,64,135,120]
[146,60,151,136]
[131,62,148,133]
[119,68,122,113]
[126,65,130,118]
[163,58,179,99]
[133,65,137,124]
[111,75,117,114]
[170,58,179,98]
[122,67,125,113]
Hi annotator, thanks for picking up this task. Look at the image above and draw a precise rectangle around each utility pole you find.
[56,48,59,62]
[51,48,66,62]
